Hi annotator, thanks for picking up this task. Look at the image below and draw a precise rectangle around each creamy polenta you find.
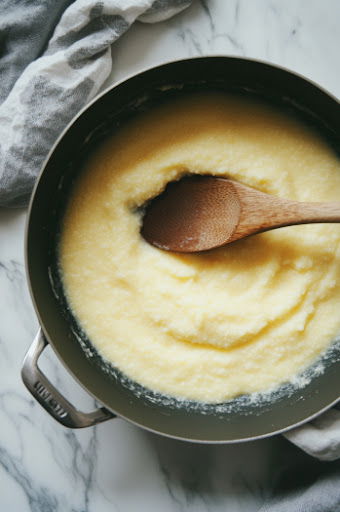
[60,93,340,402]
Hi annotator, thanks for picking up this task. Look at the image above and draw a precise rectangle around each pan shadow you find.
[144,430,340,508]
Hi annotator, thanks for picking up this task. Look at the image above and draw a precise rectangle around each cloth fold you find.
[284,404,340,461]
[0,0,339,468]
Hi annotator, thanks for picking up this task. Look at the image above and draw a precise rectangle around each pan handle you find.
[21,329,115,428]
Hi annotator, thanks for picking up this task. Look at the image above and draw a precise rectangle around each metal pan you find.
[22,57,340,442]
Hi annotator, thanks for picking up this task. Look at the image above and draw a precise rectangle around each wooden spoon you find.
[141,175,340,253]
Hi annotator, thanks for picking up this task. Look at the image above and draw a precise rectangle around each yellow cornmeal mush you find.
[60,93,340,403]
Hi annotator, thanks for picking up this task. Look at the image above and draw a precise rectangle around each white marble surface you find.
[1,1,340,511]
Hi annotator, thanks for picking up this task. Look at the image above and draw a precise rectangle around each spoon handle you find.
[284,201,340,224]
[230,183,340,242]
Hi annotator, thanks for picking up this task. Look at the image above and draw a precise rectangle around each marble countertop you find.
[1,1,340,511]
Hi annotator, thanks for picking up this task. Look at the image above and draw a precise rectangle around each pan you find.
[22,56,340,442]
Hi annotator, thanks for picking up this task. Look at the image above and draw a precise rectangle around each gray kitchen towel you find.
[284,404,340,461]
[0,0,192,206]
[0,0,339,500]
